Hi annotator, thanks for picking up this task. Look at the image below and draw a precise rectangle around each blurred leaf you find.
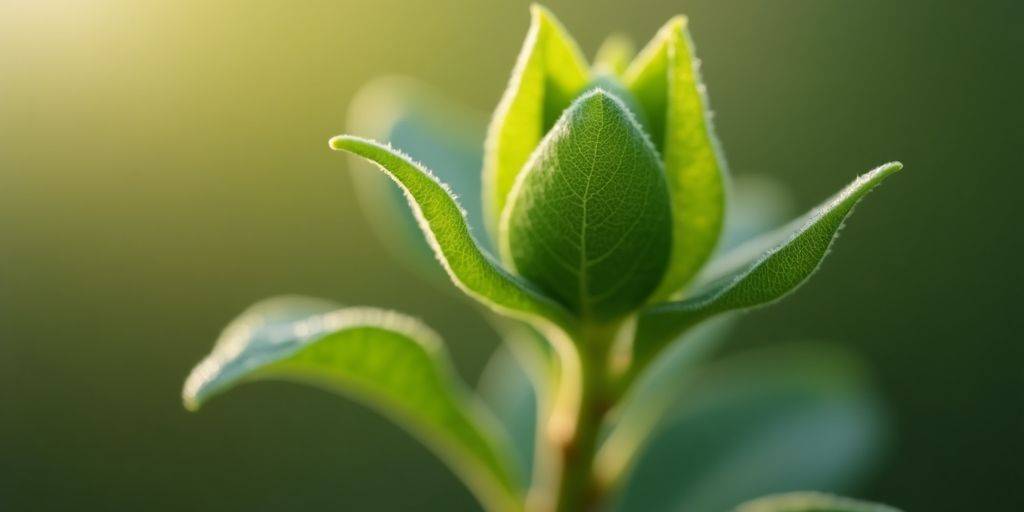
[625,16,728,299]
[612,344,887,512]
[593,34,636,77]
[634,162,903,368]
[735,492,902,512]
[477,345,537,482]
[721,174,796,252]
[182,297,523,512]
[329,136,575,336]
[502,91,672,319]
[483,4,589,238]
[597,316,737,486]
[346,77,488,279]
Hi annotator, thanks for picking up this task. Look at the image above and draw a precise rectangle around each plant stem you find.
[532,322,618,512]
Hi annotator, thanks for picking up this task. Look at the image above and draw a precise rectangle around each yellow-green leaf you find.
[183,297,523,512]
[330,135,576,338]
[625,16,728,299]
[483,4,590,239]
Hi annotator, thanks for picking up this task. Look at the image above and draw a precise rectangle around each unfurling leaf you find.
[735,492,902,512]
[625,16,728,299]
[483,4,590,238]
[502,90,672,319]
[182,297,523,512]
[345,77,487,277]
[633,162,903,369]
[329,135,575,336]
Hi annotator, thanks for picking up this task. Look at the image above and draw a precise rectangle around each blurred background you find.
[2,0,1020,510]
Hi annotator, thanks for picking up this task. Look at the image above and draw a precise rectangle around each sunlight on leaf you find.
[346,77,488,278]
[330,135,576,338]
[632,162,903,370]
[625,16,728,299]
[483,4,590,239]
[183,297,523,512]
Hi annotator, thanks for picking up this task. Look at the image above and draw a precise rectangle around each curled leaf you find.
[330,135,575,338]
[632,162,903,370]
[183,297,523,512]
[345,77,488,277]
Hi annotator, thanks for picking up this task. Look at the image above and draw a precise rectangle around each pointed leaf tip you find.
[631,161,903,373]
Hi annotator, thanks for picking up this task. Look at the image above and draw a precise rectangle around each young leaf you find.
[483,4,590,239]
[593,34,636,77]
[345,77,488,279]
[182,297,523,512]
[632,162,903,369]
[611,344,886,512]
[329,135,576,337]
[625,16,728,299]
[735,492,902,512]
[502,90,672,319]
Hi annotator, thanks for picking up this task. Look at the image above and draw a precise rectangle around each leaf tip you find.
[665,14,689,32]
[328,134,358,151]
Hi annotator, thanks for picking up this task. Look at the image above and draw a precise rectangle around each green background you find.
[2,0,1020,510]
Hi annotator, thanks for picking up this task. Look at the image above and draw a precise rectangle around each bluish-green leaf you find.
[483,4,590,239]
[329,135,575,337]
[633,162,903,369]
[597,316,737,485]
[478,345,538,482]
[735,492,902,512]
[625,16,728,299]
[502,90,673,319]
[611,344,887,512]
[182,297,523,512]
[345,77,488,278]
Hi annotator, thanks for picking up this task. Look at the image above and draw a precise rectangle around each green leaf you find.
[735,492,902,512]
[593,34,636,77]
[345,77,488,278]
[633,162,903,369]
[478,345,538,482]
[483,4,590,239]
[625,16,728,299]
[597,316,737,485]
[329,135,576,337]
[611,344,887,512]
[182,297,523,512]
[501,90,673,319]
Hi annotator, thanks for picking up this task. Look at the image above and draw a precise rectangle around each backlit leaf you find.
[183,297,523,512]
[633,162,903,369]
[483,4,590,239]
[625,16,728,299]
[330,135,575,337]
